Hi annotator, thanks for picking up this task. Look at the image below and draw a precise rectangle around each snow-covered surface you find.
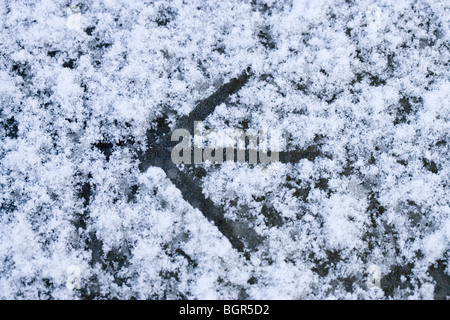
[0,0,449,299]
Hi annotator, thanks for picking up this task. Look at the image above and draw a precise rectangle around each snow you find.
[0,0,449,300]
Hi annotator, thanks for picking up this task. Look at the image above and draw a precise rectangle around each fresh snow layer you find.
[0,0,449,299]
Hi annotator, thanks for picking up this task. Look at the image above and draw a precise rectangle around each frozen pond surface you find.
[0,1,449,299]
